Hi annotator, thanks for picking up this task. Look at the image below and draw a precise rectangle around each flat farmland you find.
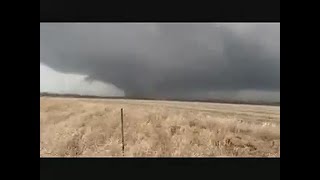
[40,97,280,157]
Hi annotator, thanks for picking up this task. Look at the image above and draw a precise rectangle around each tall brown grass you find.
[40,97,280,157]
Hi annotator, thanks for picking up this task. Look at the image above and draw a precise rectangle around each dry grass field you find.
[40,97,280,157]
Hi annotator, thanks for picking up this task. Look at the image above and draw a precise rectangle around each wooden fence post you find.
[120,108,125,156]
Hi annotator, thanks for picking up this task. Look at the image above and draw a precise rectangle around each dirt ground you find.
[40,97,280,157]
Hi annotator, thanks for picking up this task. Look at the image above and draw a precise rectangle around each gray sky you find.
[40,23,280,102]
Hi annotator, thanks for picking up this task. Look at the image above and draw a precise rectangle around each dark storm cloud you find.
[40,23,280,99]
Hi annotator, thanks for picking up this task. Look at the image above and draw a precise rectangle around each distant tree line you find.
[40,92,280,106]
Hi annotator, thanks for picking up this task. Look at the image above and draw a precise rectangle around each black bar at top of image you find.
[40,0,280,22]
